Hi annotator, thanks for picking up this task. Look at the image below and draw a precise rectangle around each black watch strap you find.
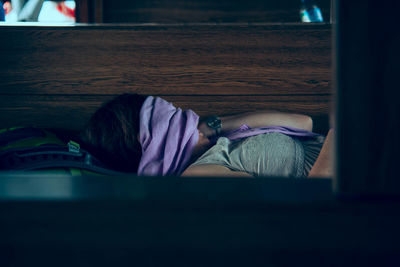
[206,115,222,136]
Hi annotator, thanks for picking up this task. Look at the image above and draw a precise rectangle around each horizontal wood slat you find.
[0,25,332,95]
[0,95,331,132]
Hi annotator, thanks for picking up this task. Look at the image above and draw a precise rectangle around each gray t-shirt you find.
[190,132,305,177]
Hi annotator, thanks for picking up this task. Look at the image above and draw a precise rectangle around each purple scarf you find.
[138,96,199,176]
[138,96,318,176]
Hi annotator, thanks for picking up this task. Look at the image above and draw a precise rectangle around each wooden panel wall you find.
[0,24,332,133]
[102,0,331,23]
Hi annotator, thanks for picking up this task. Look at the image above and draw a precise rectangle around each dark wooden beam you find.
[75,0,103,23]
[75,0,89,23]
[0,175,399,266]
[94,0,103,23]
[335,0,400,195]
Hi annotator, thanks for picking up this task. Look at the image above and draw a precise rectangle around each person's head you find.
[79,93,147,172]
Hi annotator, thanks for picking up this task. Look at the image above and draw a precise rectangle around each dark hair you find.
[79,94,147,172]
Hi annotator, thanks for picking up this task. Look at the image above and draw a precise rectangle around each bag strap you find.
[0,127,45,147]
[0,140,126,176]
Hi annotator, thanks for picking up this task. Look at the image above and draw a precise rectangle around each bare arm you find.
[308,129,335,178]
[181,164,253,177]
[198,111,313,138]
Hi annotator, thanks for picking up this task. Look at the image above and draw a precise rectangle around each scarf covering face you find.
[138,96,199,176]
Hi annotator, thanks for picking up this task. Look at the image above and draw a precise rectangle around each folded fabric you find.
[138,96,199,176]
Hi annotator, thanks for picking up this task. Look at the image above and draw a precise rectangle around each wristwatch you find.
[206,115,222,136]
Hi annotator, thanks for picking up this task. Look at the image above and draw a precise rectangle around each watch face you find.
[207,116,221,129]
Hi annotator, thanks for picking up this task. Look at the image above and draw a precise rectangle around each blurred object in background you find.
[0,1,5,21]
[3,1,12,17]
[2,1,12,19]
[4,0,75,22]
[38,1,75,22]
[6,0,44,21]
[300,0,324,23]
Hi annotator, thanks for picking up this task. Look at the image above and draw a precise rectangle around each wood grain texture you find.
[0,24,332,132]
[0,94,331,131]
[0,24,332,95]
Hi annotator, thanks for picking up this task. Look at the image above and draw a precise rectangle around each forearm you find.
[199,111,313,138]
[221,111,313,132]
[308,129,334,178]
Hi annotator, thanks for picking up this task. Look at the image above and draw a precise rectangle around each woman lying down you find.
[79,94,334,178]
